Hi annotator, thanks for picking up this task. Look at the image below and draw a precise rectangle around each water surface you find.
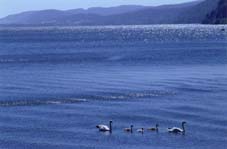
[0,25,227,149]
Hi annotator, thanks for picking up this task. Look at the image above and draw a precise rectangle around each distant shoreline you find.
[0,24,226,28]
[1,0,225,26]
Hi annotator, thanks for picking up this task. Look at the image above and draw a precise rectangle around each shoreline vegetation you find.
[203,0,227,24]
[0,0,226,26]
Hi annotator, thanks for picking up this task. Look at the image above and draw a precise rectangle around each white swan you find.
[124,125,133,133]
[137,128,144,134]
[96,120,112,133]
[168,121,186,134]
[147,124,159,132]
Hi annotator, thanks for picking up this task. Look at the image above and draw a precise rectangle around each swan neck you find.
[182,123,185,133]
[109,122,112,133]
[156,126,159,131]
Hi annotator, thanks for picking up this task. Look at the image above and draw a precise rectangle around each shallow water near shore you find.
[0,25,227,149]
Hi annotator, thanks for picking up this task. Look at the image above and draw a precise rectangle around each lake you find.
[0,25,227,149]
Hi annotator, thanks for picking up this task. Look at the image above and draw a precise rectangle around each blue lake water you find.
[0,25,227,149]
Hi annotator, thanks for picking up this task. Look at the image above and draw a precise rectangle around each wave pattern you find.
[0,98,87,107]
[0,25,227,149]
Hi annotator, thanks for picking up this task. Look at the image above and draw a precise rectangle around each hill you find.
[0,0,221,25]
[0,5,146,25]
[203,0,227,24]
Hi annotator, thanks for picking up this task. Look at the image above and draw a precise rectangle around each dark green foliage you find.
[203,0,227,24]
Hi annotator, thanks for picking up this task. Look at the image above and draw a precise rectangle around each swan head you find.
[109,120,113,124]
[182,121,186,125]
[156,124,159,128]
[131,125,134,128]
